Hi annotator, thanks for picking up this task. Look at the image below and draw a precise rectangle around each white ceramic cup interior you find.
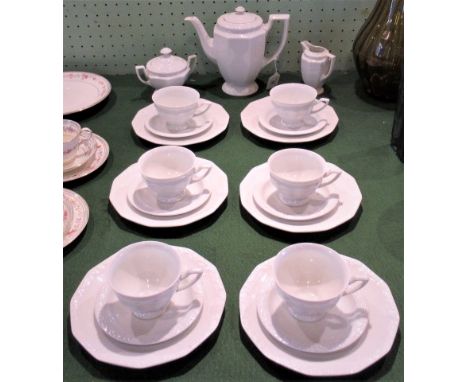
[152,86,200,130]
[138,146,211,204]
[274,243,368,322]
[270,83,318,128]
[63,119,93,163]
[268,148,333,206]
[109,241,203,319]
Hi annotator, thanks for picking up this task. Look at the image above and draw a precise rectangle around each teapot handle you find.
[262,14,290,68]
[135,65,150,85]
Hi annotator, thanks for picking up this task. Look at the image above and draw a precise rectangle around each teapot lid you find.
[217,6,263,32]
[146,48,188,77]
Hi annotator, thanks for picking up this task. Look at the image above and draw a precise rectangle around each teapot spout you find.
[184,16,216,64]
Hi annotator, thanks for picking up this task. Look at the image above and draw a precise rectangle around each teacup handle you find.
[318,164,341,187]
[342,277,369,296]
[176,269,203,292]
[79,127,93,141]
[194,101,211,116]
[190,166,211,183]
[78,128,96,157]
[310,97,330,113]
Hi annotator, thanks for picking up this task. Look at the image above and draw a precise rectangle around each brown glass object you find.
[353,0,404,101]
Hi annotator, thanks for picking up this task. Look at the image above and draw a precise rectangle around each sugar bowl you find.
[135,47,197,89]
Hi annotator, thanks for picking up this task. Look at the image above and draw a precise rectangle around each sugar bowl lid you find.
[146,48,188,77]
[217,6,263,32]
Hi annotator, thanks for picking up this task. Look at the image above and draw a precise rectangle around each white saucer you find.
[145,113,213,139]
[63,135,97,173]
[257,279,368,354]
[63,188,89,247]
[240,255,399,377]
[132,100,229,146]
[240,163,361,233]
[63,72,111,115]
[94,281,204,346]
[63,134,109,182]
[109,158,228,228]
[70,246,226,369]
[253,178,340,222]
[241,96,338,143]
[127,179,211,217]
[258,108,328,137]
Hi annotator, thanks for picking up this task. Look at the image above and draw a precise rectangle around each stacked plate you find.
[63,133,109,182]
[70,245,226,368]
[109,153,228,228]
[239,255,399,376]
[241,96,338,144]
[132,100,229,146]
[63,189,89,247]
[240,158,362,233]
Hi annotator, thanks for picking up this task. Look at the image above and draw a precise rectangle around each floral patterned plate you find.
[63,134,109,182]
[63,189,89,247]
[63,72,111,115]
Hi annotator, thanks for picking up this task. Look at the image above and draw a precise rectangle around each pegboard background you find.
[63,0,376,75]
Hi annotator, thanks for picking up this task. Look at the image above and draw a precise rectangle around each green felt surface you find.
[63,72,403,381]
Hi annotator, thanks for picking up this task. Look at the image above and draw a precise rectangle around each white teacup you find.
[109,241,203,320]
[63,119,94,164]
[269,83,329,129]
[268,148,341,206]
[274,243,368,322]
[138,146,211,204]
[152,86,210,132]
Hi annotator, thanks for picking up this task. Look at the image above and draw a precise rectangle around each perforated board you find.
[63,0,376,75]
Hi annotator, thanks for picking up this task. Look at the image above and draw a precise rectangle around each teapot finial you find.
[160,47,172,57]
[235,6,246,14]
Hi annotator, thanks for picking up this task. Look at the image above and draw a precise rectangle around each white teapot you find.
[135,47,197,89]
[300,41,336,95]
[185,6,289,97]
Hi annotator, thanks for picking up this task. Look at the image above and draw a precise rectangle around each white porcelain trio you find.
[109,241,203,320]
[274,243,368,323]
[268,148,341,208]
[138,146,211,205]
[148,86,212,135]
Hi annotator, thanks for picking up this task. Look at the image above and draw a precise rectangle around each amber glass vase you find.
[353,0,404,101]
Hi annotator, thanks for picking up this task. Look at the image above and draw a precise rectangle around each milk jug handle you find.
[321,54,336,81]
[263,14,290,68]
